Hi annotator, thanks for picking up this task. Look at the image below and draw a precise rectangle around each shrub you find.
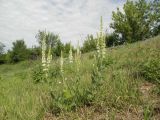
[50,75,94,114]
[102,55,114,67]
[8,40,29,63]
[0,54,6,64]
[32,65,46,83]
[140,58,160,84]
[81,34,96,53]
[49,65,61,78]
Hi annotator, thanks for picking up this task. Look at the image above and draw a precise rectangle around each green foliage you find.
[143,105,153,120]
[149,0,160,36]
[8,40,29,63]
[0,54,7,64]
[111,0,150,43]
[0,42,5,55]
[105,33,122,47]
[28,46,41,60]
[81,35,96,53]
[36,30,65,58]
[0,31,160,119]
[32,63,62,83]
[104,70,140,108]
[53,40,64,57]
[0,43,7,64]
[140,58,160,84]
[63,42,75,57]
[50,75,94,114]
[49,65,61,78]
[152,86,160,95]
[102,57,114,68]
[36,30,59,48]
[32,65,46,83]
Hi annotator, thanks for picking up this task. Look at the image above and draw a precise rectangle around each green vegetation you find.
[0,36,159,119]
[0,0,160,119]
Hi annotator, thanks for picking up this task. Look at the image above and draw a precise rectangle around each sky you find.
[0,0,126,50]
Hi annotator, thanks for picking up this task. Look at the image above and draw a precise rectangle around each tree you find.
[36,30,59,48]
[0,42,6,64]
[81,34,96,53]
[0,42,5,55]
[105,33,122,47]
[53,39,64,57]
[64,42,71,54]
[110,0,150,43]
[150,0,160,36]
[36,30,62,58]
[64,42,74,57]
[28,46,41,60]
[9,40,28,63]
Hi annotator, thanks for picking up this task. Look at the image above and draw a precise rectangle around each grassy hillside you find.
[0,36,160,120]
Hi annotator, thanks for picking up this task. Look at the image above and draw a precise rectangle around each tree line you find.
[82,0,160,52]
[0,0,159,64]
[0,30,75,64]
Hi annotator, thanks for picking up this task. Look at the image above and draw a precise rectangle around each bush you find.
[50,74,94,114]
[103,56,114,67]
[140,58,160,84]
[0,54,6,64]
[81,35,96,53]
[49,65,61,78]
[32,65,46,83]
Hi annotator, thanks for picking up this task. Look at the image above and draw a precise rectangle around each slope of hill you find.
[0,36,160,120]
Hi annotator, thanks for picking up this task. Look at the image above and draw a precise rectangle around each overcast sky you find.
[0,0,126,50]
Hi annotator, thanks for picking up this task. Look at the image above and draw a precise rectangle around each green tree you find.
[0,42,5,55]
[110,0,150,43]
[150,0,160,36]
[9,40,28,63]
[53,40,64,57]
[64,42,74,57]
[36,30,59,48]
[81,34,96,53]
[0,42,6,64]
[105,33,122,47]
[36,30,62,58]
[28,46,41,60]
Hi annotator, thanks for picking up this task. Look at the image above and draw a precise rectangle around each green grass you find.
[0,36,160,120]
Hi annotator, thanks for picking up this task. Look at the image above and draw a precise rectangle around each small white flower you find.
[59,81,61,84]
